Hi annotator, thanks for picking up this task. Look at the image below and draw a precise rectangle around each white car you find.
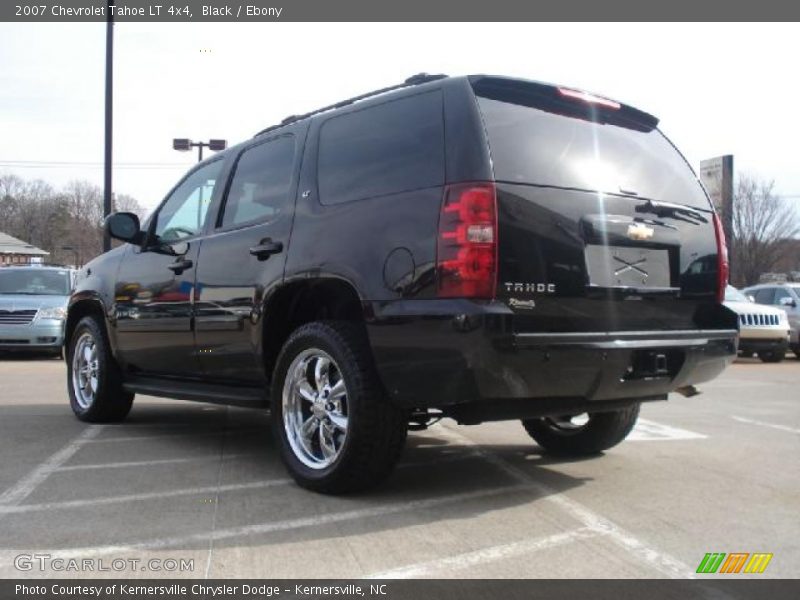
[743,283,800,359]
[724,286,790,362]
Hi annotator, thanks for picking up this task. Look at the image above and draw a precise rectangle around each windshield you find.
[0,269,71,296]
[472,78,712,209]
[724,285,750,303]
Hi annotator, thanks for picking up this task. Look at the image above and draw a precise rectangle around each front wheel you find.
[67,316,134,422]
[271,321,407,494]
[521,404,640,456]
[758,349,785,363]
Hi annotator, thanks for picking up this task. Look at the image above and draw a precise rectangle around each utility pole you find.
[102,0,114,252]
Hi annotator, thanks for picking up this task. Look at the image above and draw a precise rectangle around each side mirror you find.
[778,297,797,308]
[105,212,144,245]
[747,295,756,303]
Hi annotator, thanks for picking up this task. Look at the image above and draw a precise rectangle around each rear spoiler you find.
[469,75,659,133]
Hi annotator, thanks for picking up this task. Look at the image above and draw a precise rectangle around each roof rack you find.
[254,73,448,137]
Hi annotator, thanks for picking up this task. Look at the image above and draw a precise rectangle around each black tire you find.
[271,321,407,494]
[67,316,134,423]
[758,349,785,363]
[791,345,800,359]
[521,404,640,456]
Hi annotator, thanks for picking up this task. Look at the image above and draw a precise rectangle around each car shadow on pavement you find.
[0,402,592,564]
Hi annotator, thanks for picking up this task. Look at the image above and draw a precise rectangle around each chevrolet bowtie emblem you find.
[627,222,654,241]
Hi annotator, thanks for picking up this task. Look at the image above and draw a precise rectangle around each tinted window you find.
[473,80,710,208]
[156,160,223,241]
[317,91,445,205]
[221,136,295,228]
[753,288,775,304]
[773,288,792,305]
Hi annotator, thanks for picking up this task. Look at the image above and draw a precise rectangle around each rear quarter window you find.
[317,90,445,205]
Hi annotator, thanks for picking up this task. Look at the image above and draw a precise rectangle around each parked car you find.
[66,73,738,493]
[743,283,800,358]
[724,286,790,362]
[0,265,74,358]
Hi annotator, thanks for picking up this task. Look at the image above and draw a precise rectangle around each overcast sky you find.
[1,22,799,213]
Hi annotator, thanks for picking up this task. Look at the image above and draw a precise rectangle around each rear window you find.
[473,79,710,209]
[317,90,445,205]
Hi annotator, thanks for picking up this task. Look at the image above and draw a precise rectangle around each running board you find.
[122,376,267,408]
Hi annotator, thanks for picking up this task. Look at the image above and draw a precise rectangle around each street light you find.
[172,138,227,162]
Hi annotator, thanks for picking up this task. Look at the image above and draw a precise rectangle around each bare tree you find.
[0,173,144,266]
[730,173,800,287]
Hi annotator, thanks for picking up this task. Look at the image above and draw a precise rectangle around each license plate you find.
[585,245,670,288]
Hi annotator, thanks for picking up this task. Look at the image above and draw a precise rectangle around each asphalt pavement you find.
[0,353,797,579]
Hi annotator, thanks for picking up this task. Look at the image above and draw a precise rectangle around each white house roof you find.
[0,232,49,256]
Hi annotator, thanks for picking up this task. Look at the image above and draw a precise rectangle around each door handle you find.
[249,240,283,260]
[168,258,193,275]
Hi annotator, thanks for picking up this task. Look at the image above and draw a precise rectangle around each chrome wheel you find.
[282,348,349,470]
[71,332,99,410]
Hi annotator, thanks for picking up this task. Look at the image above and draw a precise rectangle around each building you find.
[0,232,49,265]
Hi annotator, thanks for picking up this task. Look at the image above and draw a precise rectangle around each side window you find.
[220,136,295,228]
[317,90,445,205]
[773,288,792,305]
[155,160,223,242]
[753,288,775,304]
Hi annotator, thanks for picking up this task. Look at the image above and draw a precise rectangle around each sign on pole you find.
[699,154,734,244]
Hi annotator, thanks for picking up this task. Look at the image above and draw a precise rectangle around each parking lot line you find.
[57,454,251,471]
[0,478,292,515]
[367,527,601,579]
[86,428,262,443]
[0,426,103,507]
[628,419,707,441]
[436,424,696,579]
[731,415,800,435]
[39,484,529,561]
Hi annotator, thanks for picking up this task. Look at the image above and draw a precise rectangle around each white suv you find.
[724,286,790,362]
[744,283,800,359]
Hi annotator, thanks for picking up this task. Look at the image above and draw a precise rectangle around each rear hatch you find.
[471,76,726,333]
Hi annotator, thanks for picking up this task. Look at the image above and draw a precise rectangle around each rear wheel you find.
[67,316,134,422]
[271,321,407,494]
[790,345,800,359]
[521,404,640,455]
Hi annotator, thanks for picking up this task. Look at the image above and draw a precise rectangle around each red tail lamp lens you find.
[436,183,497,299]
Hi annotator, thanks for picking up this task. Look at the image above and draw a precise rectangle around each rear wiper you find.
[635,199,707,223]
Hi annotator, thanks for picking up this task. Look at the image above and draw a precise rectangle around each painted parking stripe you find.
[0,426,103,507]
[0,479,291,515]
[57,453,251,471]
[731,415,800,435]
[87,428,262,443]
[436,424,697,579]
[367,527,600,579]
[627,419,706,442]
[38,484,529,561]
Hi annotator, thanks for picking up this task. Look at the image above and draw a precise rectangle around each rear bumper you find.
[0,321,65,350]
[366,300,737,412]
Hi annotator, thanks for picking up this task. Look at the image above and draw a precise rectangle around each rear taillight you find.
[436,182,497,299]
[712,212,729,302]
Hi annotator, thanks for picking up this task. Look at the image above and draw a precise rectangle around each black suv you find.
[66,74,738,493]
